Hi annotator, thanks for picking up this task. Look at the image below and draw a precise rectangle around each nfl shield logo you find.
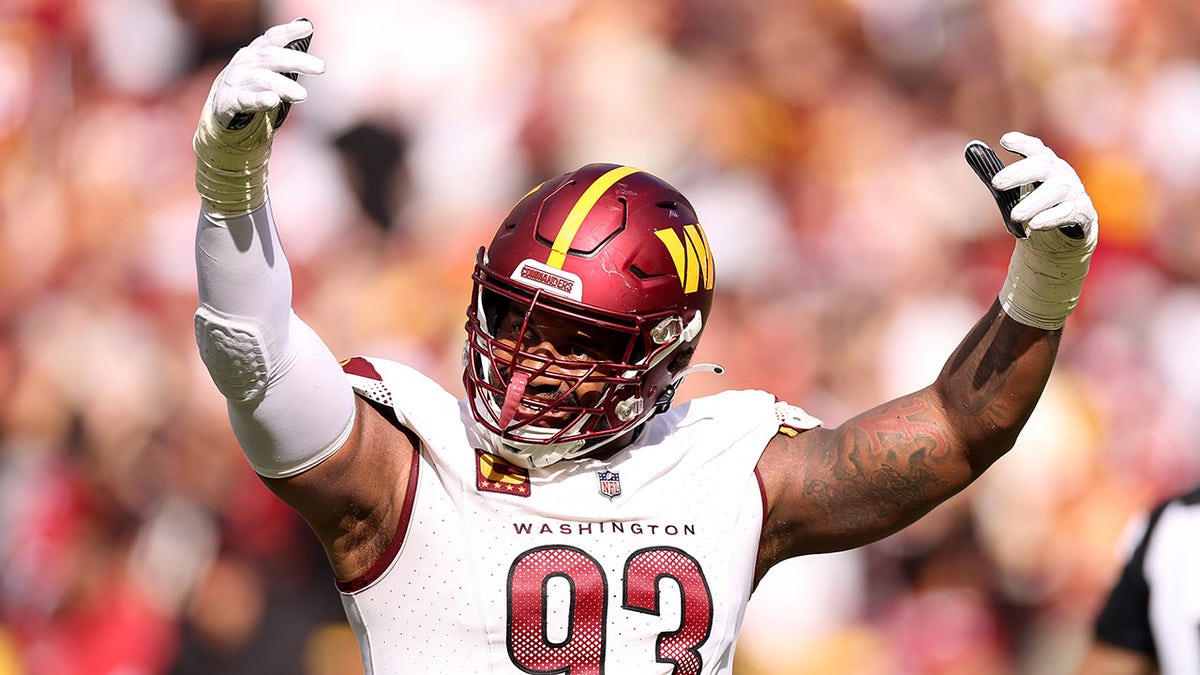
[596,469,621,500]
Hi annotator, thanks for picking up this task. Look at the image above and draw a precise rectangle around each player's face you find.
[491,303,630,424]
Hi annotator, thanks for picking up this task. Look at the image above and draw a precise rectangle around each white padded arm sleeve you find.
[194,201,355,478]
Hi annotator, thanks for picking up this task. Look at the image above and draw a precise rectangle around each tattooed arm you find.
[753,133,1096,575]
[755,300,1059,572]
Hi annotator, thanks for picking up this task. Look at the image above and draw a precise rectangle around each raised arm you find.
[757,133,1099,568]
[191,20,412,580]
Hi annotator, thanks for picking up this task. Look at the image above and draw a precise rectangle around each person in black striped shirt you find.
[1077,485,1200,675]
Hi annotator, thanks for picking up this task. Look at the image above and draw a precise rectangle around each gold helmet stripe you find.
[546,165,642,269]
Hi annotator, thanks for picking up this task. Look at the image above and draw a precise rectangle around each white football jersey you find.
[335,356,818,674]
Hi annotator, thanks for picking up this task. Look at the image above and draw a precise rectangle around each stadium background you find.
[2,0,1199,673]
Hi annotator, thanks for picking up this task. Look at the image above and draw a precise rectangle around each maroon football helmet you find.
[463,164,719,468]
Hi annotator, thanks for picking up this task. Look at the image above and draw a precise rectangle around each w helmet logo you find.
[655,224,715,293]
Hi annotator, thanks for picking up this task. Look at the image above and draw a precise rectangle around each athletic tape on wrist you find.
[999,227,1095,330]
[193,73,278,215]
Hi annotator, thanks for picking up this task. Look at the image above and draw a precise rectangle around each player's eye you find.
[564,342,593,360]
[495,310,530,341]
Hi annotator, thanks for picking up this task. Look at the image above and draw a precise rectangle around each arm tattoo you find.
[780,307,1057,549]
[804,396,951,530]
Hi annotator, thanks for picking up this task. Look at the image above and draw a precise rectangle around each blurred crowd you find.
[2,0,1200,673]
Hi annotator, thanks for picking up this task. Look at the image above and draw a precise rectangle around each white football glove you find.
[970,131,1099,330]
[193,19,325,215]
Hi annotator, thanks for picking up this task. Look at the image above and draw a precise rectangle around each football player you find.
[192,20,1099,674]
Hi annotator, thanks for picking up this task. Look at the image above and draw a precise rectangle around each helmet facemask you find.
[464,253,698,468]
